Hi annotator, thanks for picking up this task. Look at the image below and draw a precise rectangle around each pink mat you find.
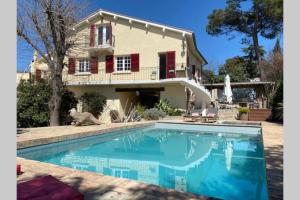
[17,175,84,200]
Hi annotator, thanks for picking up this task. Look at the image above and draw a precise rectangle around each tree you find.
[242,45,265,78]
[202,69,224,84]
[206,0,283,73]
[259,51,283,82]
[218,56,249,82]
[17,0,85,126]
[259,40,283,120]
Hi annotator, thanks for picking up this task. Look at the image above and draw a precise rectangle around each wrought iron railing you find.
[62,63,205,86]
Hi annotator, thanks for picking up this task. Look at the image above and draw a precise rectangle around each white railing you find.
[63,63,185,83]
[63,67,159,84]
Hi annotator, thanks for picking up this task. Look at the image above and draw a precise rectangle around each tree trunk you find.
[252,33,260,63]
[49,62,63,126]
[252,2,261,77]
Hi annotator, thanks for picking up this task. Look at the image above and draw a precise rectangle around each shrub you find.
[60,90,78,125]
[135,104,146,118]
[144,108,166,120]
[271,80,283,122]
[17,79,51,128]
[17,79,78,127]
[273,103,283,122]
[155,99,183,116]
[238,107,250,114]
[80,93,106,117]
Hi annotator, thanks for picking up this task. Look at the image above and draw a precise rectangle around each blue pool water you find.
[18,123,268,200]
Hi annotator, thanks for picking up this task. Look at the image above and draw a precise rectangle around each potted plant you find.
[238,107,250,121]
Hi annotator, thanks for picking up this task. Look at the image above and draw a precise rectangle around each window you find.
[97,25,110,45]
[78,59,90,73]
[116,56,131,72]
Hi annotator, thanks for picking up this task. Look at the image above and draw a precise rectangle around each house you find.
[29,9,212,120]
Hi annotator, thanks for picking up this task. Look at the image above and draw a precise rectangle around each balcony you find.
[87,35,115,53]
[63,64,202,86]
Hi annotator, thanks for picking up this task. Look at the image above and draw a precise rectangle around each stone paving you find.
[16,120,283,200]
[17,121,154,149]
[261,122,283,200]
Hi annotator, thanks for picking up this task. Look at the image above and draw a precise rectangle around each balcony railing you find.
[63,67,158,84]
[63,64,202,85]
[86,35,115,52]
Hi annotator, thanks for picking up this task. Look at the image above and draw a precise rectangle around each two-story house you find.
[30,9,211,119]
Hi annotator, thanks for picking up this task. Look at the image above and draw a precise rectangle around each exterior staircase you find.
[218,108,239,120]
[178,78,212,108]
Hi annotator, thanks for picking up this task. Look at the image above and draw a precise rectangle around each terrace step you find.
[218,108,239,120]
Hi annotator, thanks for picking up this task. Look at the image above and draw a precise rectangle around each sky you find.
[17,0,283,73]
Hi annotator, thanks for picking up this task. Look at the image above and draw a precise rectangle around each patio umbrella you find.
[224,74,233,104]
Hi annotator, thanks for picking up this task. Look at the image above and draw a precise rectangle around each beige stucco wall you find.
[187,48,203,79]
[67,83,189,122]
[64,15,188,82]
[160,84,187,109]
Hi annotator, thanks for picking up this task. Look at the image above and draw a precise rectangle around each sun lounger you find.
[201,108,219,123]
[182,109,203,122]
[17,175,84,200]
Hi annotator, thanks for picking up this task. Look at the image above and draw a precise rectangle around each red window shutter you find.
[35,69,41,81]
[131,54,139,72]
[166,51,176,78]
[90,57,98,74]
[68,57,76,74]
[89,24,96,47]
[105,55,114,73]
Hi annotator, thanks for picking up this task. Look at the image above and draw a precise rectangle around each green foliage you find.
[80,93,106,117]
[17,79,78,127]
[202,69,224,84]
[60,90,78,125]
[238,107,250,114]
[206,0,283,73]
[273,102,283,122]
[155,99,183,116]
[242,45,265,78]
[206,0,283,39]
[135,104,146,118]
[144,108,166,120]
[271,79,283,122]
[17,79,51,128]
[219,56,249,82]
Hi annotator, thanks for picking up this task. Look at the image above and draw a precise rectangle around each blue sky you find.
[17,0,283,73]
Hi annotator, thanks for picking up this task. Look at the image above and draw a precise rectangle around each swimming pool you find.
[18,122,268,200]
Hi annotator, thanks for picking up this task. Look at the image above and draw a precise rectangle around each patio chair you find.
[17,175,84,200]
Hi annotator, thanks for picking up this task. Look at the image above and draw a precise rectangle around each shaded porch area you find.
[203,81,275,108]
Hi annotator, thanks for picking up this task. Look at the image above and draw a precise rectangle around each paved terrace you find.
[16,120,283,200]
